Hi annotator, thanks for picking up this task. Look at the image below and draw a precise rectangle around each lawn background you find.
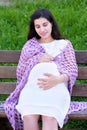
[0,0,87,129]
[0,0,87,50]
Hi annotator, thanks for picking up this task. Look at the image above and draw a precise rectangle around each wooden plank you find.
[72,84,87,97]
[0,50,20,63]
[0,82,16,94]
[0,83,87,97]
[75,50,87,64]
[0,101,6,118]
[0,50,87,64]
[69,109,87,120]
[0,66,16,79]
[77,67,87,79]
[0,82,87,96]
[0,102,87,128]
[0,66,87,79]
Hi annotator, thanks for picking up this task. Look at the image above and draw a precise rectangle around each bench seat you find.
[0,50,87,130]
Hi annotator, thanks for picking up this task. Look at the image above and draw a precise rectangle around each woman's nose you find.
[40,26,44,32]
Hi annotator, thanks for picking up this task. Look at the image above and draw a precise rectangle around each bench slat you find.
[75,50,87,64]
[0,66,16,79]
[1,100,87,120]
[78,67,87,79]
[0,82,16,94]
[0,50,20,63]
[72,84,87,97]
[0,82,87,96]
[0,66,87,79]
[69,109,87,120]
[0,50,87,64]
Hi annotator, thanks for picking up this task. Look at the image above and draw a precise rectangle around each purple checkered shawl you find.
[4,37,87,130]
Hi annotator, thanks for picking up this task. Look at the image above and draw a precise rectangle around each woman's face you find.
[34,17,52,40]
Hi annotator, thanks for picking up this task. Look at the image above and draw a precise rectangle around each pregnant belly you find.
[17,63,68,107]
[28,62,60,80]
[22,62,67,94]
[26,62,60,88]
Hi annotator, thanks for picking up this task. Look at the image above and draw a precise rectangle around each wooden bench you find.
[0,50,87,130]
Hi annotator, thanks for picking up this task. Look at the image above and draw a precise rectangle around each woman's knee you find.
[42,115,57,124]
[23,115,40,122]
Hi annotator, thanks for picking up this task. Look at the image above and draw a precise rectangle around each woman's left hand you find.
[37,73,60,90]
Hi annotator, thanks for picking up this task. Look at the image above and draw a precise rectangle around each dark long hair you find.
[27,8,63,40]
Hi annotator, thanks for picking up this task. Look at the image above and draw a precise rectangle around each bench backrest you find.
[0,50,87,97]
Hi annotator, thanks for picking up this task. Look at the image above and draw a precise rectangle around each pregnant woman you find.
[4,8,78,130]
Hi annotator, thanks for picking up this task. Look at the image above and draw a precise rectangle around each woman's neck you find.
[39,37,54,43]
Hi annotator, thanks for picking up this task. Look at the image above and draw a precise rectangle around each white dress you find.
[16,40,70,128]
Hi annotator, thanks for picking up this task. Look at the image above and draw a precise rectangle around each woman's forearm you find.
[58,74,69,83]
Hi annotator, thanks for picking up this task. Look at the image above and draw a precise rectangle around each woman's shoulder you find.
[55,39,74,54]
[57,39,72,45]
[25,37,37,45]
[22,37,37,49]
[55,39,72,50]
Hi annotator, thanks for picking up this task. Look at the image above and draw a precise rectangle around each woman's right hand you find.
[39,54,54,63]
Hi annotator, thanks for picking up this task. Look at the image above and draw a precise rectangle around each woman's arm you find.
[54,40,78,94]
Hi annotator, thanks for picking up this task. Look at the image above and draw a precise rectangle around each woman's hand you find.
[39,54,54,63]
[37,73,60,90]
[37,73,69,90]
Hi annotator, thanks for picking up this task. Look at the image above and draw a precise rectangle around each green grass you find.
[0,0,87,50]
[0,0,87,129]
